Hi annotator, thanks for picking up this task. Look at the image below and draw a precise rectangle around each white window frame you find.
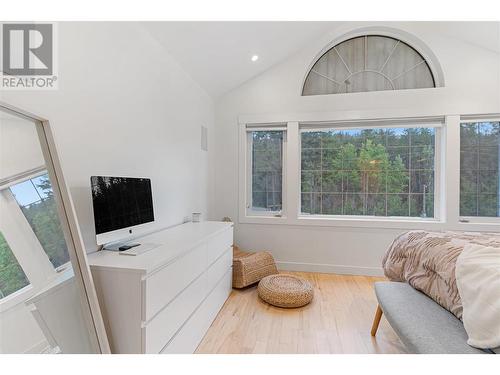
[0,167,69,311]
[458,116,500,225]
[302,34,437,96]
[0,285,34,313]
[300,26,446,95]
[0,188,55,311]
[1,168,71,270]
[297,120,443,221]
[243,124,288,219]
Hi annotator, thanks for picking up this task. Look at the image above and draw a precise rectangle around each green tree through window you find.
[251,131,284,212]
[0,231,29,299]
[10,174,70,268]
[460,122,500,217]
[301,127,435,217]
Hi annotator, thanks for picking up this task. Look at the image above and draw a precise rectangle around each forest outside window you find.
[9,173,70,269]
[300,125,437,218]
[0,231,30,300]
[460,121,500,218]
[246,128,285,216]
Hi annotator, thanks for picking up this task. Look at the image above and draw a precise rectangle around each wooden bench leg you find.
[370,304,383,336]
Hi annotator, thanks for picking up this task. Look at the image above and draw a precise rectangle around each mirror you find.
[0,103,109,353]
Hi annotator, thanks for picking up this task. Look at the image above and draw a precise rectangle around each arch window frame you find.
[301,27,444,96]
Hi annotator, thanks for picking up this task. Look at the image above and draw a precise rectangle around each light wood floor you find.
[196,272,406,354]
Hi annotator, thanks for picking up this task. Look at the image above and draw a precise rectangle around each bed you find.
[371,230,500,354]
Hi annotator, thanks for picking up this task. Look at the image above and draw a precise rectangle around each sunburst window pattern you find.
[302,35,436,96]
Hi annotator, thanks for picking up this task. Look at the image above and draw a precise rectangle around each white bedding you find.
[456,244,500,350]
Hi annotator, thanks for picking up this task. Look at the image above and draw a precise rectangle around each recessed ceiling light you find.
[251,55,259,62]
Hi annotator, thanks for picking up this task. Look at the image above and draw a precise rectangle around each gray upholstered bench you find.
[371,281,487,354]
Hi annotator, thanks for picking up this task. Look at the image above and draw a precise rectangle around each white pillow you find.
[456,244,500,350]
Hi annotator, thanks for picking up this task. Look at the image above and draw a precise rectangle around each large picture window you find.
[9,173,70,268]
[460,121,500,218]
[246,129,285,215]
[300,126,436,218]
[240,115,500,228]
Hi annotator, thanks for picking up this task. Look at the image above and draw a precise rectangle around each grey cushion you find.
[374,281,487,354]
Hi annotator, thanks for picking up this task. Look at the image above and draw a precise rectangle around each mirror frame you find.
[0,101,110,354]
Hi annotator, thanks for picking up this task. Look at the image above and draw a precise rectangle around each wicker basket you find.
[257,274,314,308]
[232,246,278,288]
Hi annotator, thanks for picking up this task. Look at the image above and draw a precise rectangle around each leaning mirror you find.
[0,102,109,353]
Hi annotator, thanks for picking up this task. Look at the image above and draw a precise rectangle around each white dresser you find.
[87,221,233,353]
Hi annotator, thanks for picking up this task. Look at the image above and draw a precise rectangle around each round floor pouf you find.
[258,274,314,308]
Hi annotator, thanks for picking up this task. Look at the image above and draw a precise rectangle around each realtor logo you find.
[1,22,58,89]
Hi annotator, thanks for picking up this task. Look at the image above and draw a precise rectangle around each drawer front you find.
[161,269,232,354]
[206,246,232,292]
[143,242,207,321]
[143,271,208,353]
[207,227,233,266]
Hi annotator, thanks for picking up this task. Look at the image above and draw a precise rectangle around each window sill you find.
[245,211,284,218]
[238,213,500,232]
[295,215,446,230]
[306,214,446,229]
[0,284,34,313]
[239,213,445,229]
[239,214,288,225]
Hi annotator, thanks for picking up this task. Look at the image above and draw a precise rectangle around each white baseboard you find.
[276,261,384,277]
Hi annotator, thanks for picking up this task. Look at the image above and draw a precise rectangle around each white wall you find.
[0,22,214,353]
[0,303,47,353]
[1,22,214,253]
[212,21,500,275]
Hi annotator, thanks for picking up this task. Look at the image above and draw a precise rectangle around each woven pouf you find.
[258,274,314,308]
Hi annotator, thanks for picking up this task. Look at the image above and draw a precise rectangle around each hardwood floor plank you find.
[195,272,406,354]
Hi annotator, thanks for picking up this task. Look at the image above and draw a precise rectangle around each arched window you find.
[302,35,436,96]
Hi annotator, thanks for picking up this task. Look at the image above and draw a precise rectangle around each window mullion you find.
[286,122,299,221]
[30,178,43,202]
[476,124,480,216]
[444,115,461,225]
[408,133,412,217]
[246,132,252,210]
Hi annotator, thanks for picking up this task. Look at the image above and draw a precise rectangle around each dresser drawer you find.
[161,269,232,354]
[207,246,232,292]
[207,227,233,266]
[143,271,208,353]
[143,242,207,321]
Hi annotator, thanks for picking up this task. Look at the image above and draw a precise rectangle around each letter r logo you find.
[2,24,53,76]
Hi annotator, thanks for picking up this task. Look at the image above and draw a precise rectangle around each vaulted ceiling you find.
[140,22,336,98]
[139,21,500,98]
